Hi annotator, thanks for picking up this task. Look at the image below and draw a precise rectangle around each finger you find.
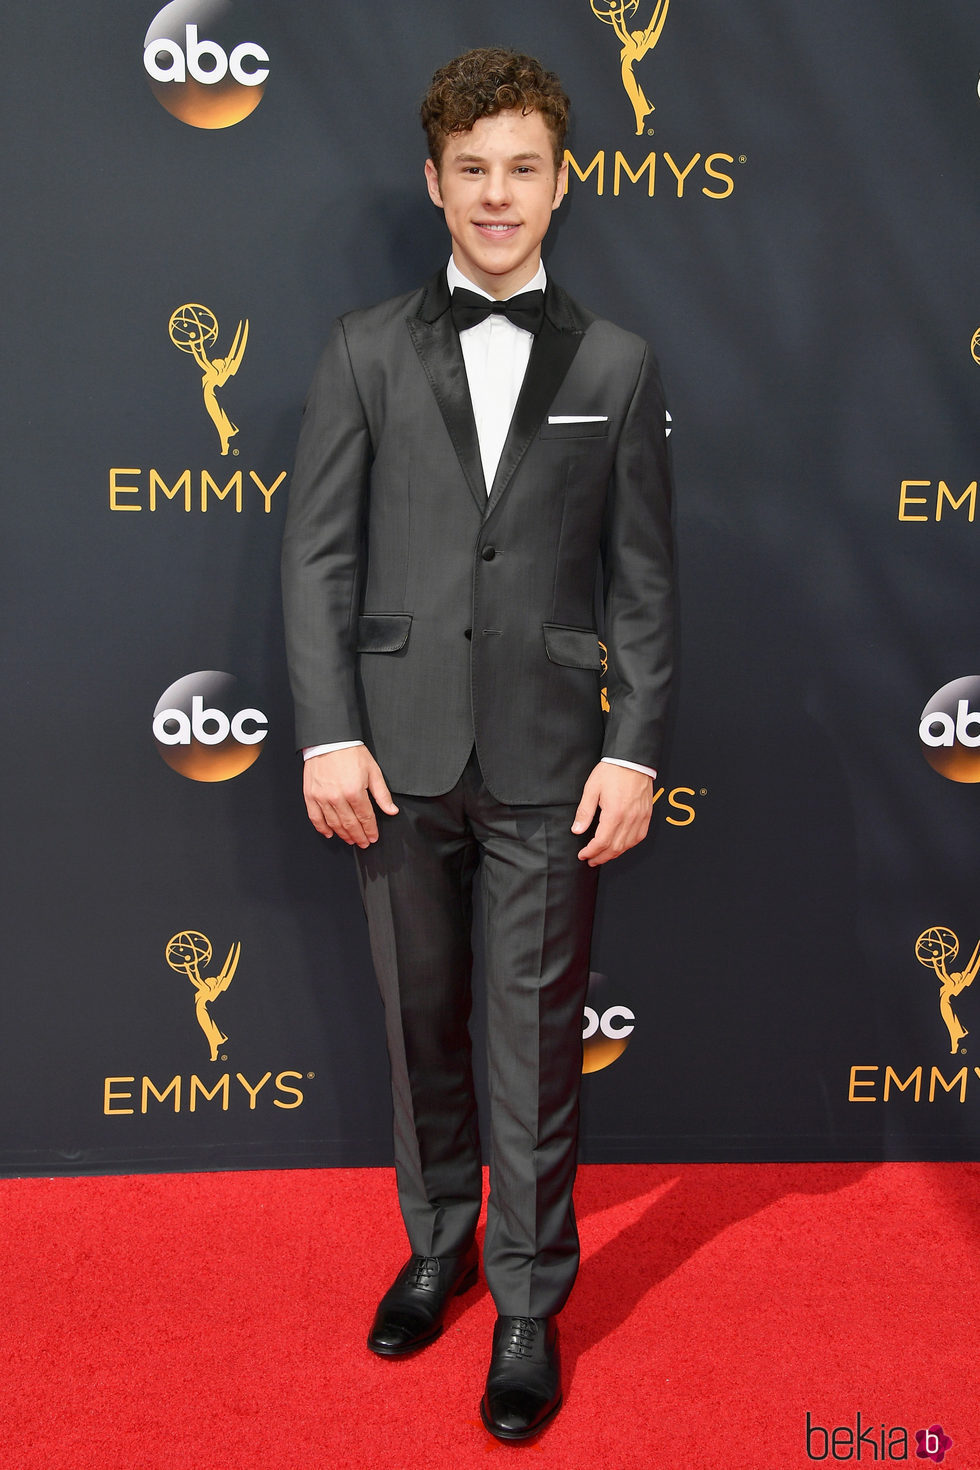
[311,788,375,847]
[330,795,375,847]
[579,807,651,864]
[304,795,336,838]
[577,812,619,864]
[571,785,599,835]
[347,794,379,846]
[577,833,619,865]
[368,768,400,817]
[584,801,633,859]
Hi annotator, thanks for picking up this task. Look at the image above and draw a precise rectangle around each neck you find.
[449,255,546,301]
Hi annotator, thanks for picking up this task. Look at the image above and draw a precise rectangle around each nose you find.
[482,166,512,208]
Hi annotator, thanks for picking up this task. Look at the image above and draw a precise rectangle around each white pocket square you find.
[547,414,608,424]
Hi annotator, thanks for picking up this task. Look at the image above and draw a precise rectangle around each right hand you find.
[302,747,399,847]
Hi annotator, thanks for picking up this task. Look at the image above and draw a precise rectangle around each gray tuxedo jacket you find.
[281,270,674,805]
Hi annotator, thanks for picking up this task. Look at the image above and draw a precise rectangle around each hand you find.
[303,747,399,847]
[572,763,653,866]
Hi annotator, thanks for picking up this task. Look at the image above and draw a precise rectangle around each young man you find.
[281,48,674,1441]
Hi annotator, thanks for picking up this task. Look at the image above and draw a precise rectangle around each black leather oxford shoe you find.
[366,1246,479,1357]
[480,1315,562,1441]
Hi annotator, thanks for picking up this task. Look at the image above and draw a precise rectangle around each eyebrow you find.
[452,150,546,164]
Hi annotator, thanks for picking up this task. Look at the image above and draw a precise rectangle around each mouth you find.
[476,221,520,235]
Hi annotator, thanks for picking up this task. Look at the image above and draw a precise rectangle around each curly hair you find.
[420,48,569,169]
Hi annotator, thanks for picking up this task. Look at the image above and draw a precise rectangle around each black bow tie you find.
[450,287,545,337]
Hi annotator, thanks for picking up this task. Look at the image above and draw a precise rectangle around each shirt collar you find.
[446,257,547,303]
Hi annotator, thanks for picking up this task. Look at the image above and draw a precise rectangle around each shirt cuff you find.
[601,756,657,781]
[303,741,365,760]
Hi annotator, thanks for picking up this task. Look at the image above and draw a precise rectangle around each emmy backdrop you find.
[2,0,979,1175]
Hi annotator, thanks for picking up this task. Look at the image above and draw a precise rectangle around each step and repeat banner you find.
[3,2,979,1174]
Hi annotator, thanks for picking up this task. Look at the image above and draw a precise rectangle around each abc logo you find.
[582,971,635,1074]
[143,0,269,130]
[919,676,980,783]
[153,671,267,781]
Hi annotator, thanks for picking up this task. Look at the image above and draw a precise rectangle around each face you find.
[425,108,567,299]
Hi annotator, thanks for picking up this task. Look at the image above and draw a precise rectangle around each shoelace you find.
[503,1317,538,1358]
[407,1255,442,1289]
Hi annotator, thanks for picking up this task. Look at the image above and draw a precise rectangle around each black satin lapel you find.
[407,314,487,511]
[484,318,585,518]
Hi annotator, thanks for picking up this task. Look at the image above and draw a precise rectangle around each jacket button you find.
[481,546,496,561]
[464,628,472,640]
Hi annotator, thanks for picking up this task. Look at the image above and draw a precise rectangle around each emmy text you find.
[848,1065,980,1103]
[109,468,287,513]
[898,479,977,522]
[565,148,737,199]
[651,785,698,825]
[104,1072,307,1114]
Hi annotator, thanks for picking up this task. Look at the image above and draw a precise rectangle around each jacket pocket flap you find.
[542,623,603,670]
[356,613,412,653]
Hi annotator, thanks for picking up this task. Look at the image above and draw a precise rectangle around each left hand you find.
[572,763,654,866]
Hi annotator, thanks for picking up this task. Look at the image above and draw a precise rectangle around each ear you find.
[424,158,444,209]
[551,157,568,211]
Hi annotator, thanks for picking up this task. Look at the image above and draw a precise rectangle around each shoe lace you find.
[503,1317,538,1358]
[408,1255,441,1288]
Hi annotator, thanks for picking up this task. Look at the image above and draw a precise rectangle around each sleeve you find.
[599,346,675,771]
[280,319,373,751]
[601,755,657,780]
[303,741,365,759]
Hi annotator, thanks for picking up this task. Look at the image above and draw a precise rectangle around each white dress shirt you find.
[447,255,541,492]
[304,258,655,781]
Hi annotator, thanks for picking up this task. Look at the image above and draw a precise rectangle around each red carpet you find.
[2,1163,977,1468]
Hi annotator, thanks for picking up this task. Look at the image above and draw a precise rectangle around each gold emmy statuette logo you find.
[971,326,980,367]
[166,929,240,1060]
[916,927,980,1055]
[169,303,248,456]
[598,639,611,713]
[591,0,671,135]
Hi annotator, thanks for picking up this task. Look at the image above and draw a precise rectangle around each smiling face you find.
[424,108,568,299]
